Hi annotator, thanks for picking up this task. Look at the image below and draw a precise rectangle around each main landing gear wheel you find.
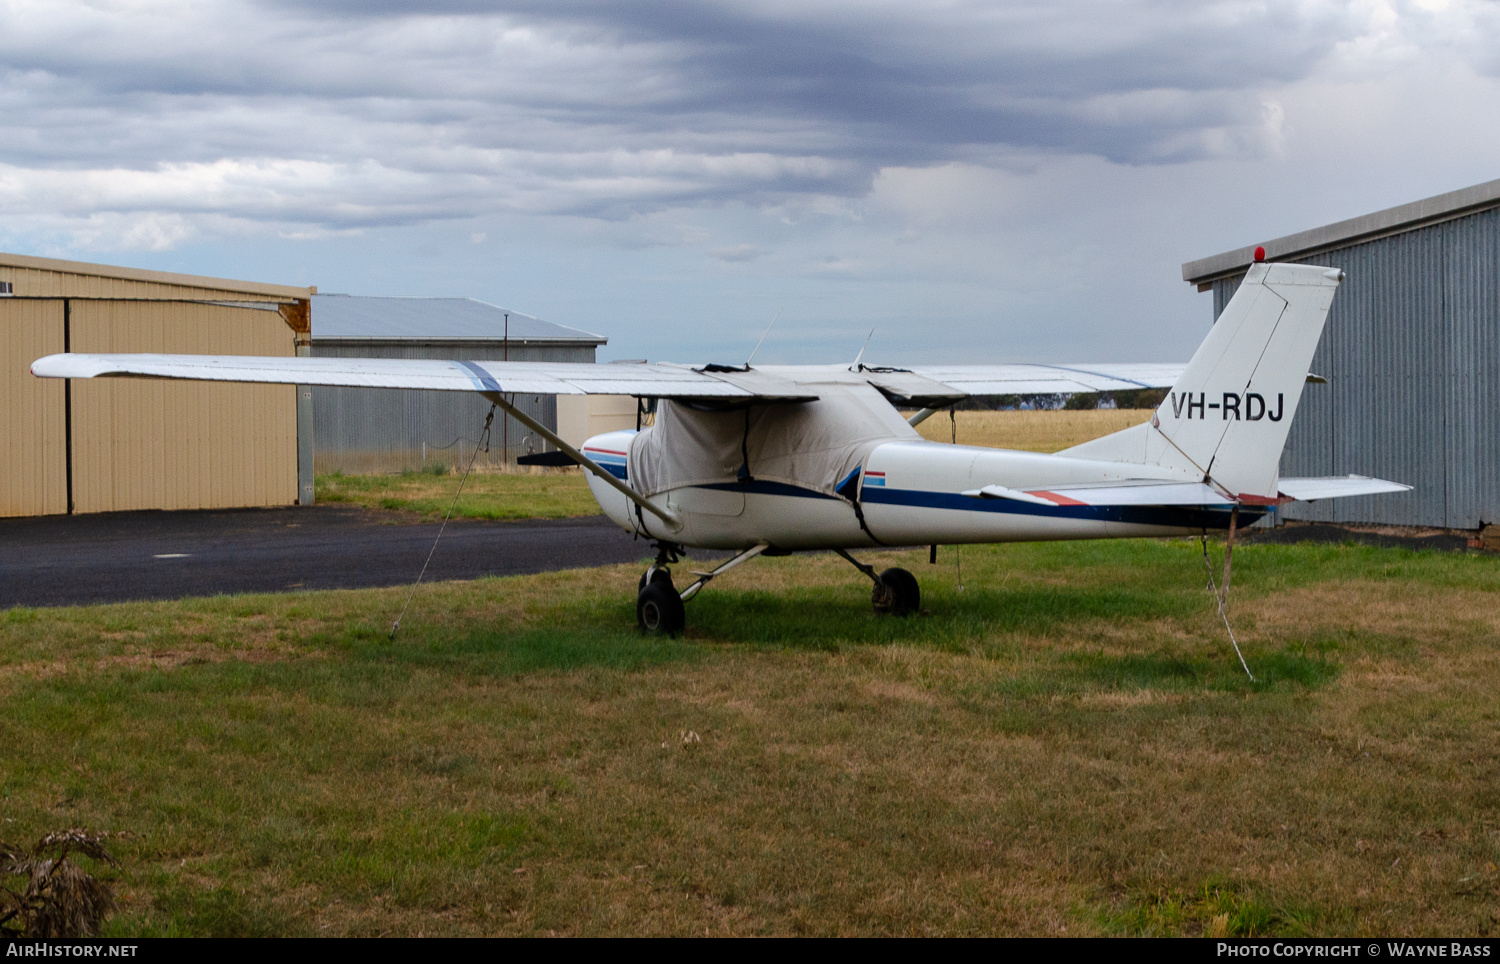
[637,574,685,636]
[872,567,920,616]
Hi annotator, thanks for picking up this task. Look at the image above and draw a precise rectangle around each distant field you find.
[913,408,1148,453]
[4,539,1498,936]
[317,411,1142,521]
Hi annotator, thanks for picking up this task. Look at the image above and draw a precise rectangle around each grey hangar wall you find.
[1184,179,1500,530]
[308,296,606,475]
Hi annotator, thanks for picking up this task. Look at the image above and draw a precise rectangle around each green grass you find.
[314,468,598,521]
[2,539,1499,935]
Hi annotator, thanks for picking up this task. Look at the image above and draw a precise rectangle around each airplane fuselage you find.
[582,430,1261,552]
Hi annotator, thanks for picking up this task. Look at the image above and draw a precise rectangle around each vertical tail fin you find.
[1062,262,1343,499]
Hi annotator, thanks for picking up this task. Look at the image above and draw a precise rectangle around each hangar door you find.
[0,300,67,517]
[69,301,297,514]
[1,299,297,516]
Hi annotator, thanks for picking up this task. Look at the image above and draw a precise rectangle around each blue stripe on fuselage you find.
[615,474,1256,530]
[860,486,1263,530]
[583,452,628,481]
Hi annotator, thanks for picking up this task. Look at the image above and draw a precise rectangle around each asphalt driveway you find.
[0,506,660,608]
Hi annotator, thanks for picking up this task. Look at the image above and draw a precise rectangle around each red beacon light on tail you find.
[1254,245,1266,262]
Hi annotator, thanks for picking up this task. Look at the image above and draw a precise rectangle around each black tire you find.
[874,567,920,616]
[637,582,685,636]
[638,567,675,592]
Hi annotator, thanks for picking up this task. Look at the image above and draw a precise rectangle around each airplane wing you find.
[32,354,1184,405]
[28,354,816,402]
[905,363,1184,397]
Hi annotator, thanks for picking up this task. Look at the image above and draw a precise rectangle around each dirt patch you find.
[864,679,938,705]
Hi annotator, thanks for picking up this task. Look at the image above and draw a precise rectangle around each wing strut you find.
[479,391,680,529]
[906,406,941,428]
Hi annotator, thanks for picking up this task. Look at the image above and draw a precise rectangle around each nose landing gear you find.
[638,543,686,636]
[637,574,686,635]
[636,542,770,636]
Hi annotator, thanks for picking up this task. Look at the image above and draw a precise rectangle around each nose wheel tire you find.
[637,581,686,636]
[639,567,675,592]
[873,567,920,616]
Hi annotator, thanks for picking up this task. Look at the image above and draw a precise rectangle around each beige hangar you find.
[0,252,314,517]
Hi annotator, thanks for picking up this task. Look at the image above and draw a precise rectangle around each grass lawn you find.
[3,539,1499,936]
[315,467,598,521]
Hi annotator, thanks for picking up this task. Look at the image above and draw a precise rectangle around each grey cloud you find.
[0,0,1447,244]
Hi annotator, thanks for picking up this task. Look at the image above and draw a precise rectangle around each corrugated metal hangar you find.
[1184,177,1500,531]
[309,296,608,473]
[0,252,313,518]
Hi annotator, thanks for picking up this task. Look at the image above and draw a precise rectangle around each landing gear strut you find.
[636,542,769,636]
[835,549,921,616]
[637,542,685,636]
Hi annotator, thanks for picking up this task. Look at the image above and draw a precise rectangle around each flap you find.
[858,367,966,406]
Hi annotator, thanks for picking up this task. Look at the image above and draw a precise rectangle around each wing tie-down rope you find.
[389,405,496,641]
[1200,505,1254,681]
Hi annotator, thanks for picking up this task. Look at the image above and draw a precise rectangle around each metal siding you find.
[309,342,595,473]
[1229,208,1500,530]
[69,302,297,513]
[1211,275,1243,320]
[1443,212,1500,528]
[312,295,605,342]
[0,300,67,517]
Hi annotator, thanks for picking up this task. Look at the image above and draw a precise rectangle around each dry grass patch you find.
[913,409,1148,453]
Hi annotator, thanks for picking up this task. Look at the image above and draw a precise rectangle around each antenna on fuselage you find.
[745,307,782,368]
[851,328,875,370]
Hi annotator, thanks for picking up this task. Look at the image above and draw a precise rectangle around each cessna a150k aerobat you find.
[33,260,1409,634]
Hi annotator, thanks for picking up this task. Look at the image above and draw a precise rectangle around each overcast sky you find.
[2,0,1497,363]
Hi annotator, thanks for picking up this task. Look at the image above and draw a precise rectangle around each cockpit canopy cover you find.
[628,374,920,499]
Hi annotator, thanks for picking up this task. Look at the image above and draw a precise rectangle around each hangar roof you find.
[1182,176,1500,287]
[311,295,606,345]
[0,250,314,302]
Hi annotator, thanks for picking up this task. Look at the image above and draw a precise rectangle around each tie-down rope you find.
[389,405,496,640]
[1200,522,1255,681]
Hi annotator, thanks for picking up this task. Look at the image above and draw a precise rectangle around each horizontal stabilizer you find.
[1024,480,1234,507]
[959,476,1412,508]
[963,479,1234,507]
[1276,476,1411,502]
[960,484,1061,506]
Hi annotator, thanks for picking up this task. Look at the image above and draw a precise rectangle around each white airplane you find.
[32,260,1409,634]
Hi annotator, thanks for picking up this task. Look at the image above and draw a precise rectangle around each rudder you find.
[1061,261,1343,499]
